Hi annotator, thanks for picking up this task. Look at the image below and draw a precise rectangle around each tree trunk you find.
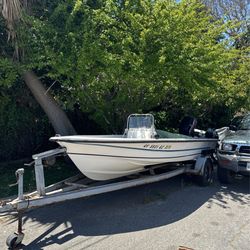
[23,71,77,135]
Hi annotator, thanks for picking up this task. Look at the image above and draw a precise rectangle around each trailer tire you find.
[217,165,235,184]
[195,157,214,186]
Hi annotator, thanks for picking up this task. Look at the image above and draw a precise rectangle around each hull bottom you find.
[68,153,200,180]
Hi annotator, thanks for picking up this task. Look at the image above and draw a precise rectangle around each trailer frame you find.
[0,147,214,249]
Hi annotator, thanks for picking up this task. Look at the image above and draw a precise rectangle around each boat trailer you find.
[0,147,214,249]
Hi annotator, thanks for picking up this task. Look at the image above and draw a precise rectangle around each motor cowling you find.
[179,116,197,136]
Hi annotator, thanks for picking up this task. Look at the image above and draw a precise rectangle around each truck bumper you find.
[217,151,250,176]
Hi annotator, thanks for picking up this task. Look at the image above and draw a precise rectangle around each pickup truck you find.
[217,113,250,183]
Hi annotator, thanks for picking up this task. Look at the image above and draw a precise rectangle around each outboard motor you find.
[179,116,197,137]
[205,128,218,139]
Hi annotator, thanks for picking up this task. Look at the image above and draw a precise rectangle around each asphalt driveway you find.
[0,175,249,250]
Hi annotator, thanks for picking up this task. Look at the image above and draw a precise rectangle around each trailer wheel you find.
[6,233,23,249]
[217,165,235,184]
[195,157,214,186]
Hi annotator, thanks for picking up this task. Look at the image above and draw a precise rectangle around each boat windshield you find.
[238,114,250,130]
[128,114,154,129]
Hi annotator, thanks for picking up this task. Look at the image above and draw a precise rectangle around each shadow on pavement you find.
[3,175,250,249]
[206,175,250,209]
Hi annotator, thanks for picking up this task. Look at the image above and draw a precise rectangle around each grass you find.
[0,158,79,199]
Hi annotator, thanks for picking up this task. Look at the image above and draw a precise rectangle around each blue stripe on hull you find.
[66,142,211,153]
[68,152,201,159]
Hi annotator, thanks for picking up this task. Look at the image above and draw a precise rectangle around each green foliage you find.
[19,0,248,132]
[0,16,19,86]
[0,82,53,161]
[0,0,249,161]
[0,58,18,87]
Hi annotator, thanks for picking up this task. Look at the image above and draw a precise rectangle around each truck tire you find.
[217,165,235,184]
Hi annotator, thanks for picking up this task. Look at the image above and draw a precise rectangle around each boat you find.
[50,114,218,180]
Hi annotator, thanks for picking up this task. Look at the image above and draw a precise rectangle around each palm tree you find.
[1,0,76,135]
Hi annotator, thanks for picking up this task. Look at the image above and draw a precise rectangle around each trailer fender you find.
[193,156,213,175]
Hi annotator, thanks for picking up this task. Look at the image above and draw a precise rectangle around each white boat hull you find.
[51,136,217,180]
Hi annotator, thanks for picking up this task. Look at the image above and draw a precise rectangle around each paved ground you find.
[0,174,249,250]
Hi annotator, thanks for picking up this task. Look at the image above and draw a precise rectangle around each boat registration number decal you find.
[143,144,172,150]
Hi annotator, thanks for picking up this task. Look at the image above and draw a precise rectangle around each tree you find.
[0,0,76,136]
[202,0,250,114]
[20,0,249,131]
[1,0,249,137]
